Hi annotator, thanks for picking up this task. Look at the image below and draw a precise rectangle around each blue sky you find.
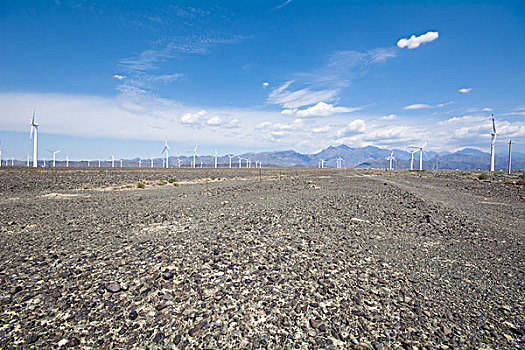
[1,0,524,160]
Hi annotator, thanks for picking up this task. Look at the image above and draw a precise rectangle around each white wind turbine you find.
[238,156,242,168]
[192,145,198,168]
[177,159,182,168]
[120,159,123,168]
[29,110,39,167]
[407,149,418,170]
[386,151,396,170]
[138,159,141,167]
[66,155,69,168]
[0,140,2,168]
[336,157,344,169]
[48,149,61,167]
[214,149,219,168]
[490,114,498,172]
[151,158,154,168]
[98,158,101,167]
[162,140,170,168]
[319,159,326,168]
[228,155,234,168]
[409,140,428,171]
[111,155,115,168]
[87,160,90,167]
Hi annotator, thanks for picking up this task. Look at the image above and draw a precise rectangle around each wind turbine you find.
[151,158,154,168]
[214,149,219,168]
[407,149,418,170]
[319,159,326,168]
[192,145,198,168]
[238,156,242,168]
[47,149,61,167]
[98,159,101,167]
[228,155,234,168]
[29,110,39,167]
[111,155,115,168]
[120,159,123,168]
[162,140,170,168]
[87,160,90,167]
[0,140,3,168]
[177,159,182,168]
[138,159,142,168]
[386,151,396,170]
[409,140,428,171]
[490,114,498,172]
[336,157,344,169]
[66,155,69,168]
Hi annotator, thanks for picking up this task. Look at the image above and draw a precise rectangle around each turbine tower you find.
[193,145,198,168]
[214,149,219,168]
[111,155,115,168]
[228,155,234,168]
[320,159,326,168]
[386,151,396,170]
[336,157,344,169]
[29,110,39,167]
[0,140,2,168]
[66,155,69,168]
[490,114,498,172]
[238,156,242,168]
[407,149,418,170]
[162,140,170,169]
[48,149,61,167]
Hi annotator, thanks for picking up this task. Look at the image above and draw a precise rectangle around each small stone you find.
[153,332,165,344]
[189,327,200,337]
[26,334,40,344]
[66,337,80,347]
[58,339,68,347]
[173,334,182,345]
[162,271,174,280]
[129,310,138,320]
[372,343,383,350]
[281,317,290,327]
[106,282,121,293]
[309,318,320,329]
[426,215,433,224]
[9,286,22,295]
[351,338,359,345]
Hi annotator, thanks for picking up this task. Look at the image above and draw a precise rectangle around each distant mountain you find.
[40,145,525,170]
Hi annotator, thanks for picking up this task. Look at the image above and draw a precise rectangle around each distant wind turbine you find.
[238,156,242,168]
[214,149,219,168]
[336,157,344,169]
[66,155,69,168]
[490,114,498,172]
[228,155,234,168]
[111,155,115,168]
[193,145,198,168]
[386,151,396,170]
[407,149,418,170]
[409,140,428,171]
[47,149,61,167]
[29,110,38,167]
[0,140,3,168]
[162,140,170,169]
[319,159,326,168]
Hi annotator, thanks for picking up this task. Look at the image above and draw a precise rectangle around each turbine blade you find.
[492,114,496,133]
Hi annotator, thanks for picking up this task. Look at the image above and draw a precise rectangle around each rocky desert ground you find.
[0,168,524,349]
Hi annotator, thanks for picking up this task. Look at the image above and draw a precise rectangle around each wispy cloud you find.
[458,87,472,93]
[281,102,362,117]
[380,114,397,120]
[112,74,126,80]
[267,81,339,109]
[274,0,293,10]
[397,31,439,49]
[404,101,453,110]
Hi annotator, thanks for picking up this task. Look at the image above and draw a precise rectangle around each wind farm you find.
[1,1,525,349]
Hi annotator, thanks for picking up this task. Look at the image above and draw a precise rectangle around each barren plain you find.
[0,168,524,349]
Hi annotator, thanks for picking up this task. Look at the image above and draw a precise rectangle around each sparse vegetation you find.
[517,179,525,186]
[520,172,525,180]
[168,177,178,183]
[210,176,216,180]
[158,180,167,186]
[137,182,145,189]
[478,174,489,180]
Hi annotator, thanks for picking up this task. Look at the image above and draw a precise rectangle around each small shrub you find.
[168,177,178,183]
[478,174,489,180]
[137,182,145,189]
[517,179,525,186]
[520,172,525,180]
[158,180,167,186]
[503,181,513,184]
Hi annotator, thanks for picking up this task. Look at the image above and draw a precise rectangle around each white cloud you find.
[268,81,339,109]
[312,125,331,133]
[225,118,240,128]
[397,31,439,49]
[280,108,297,115]
[404,104,432,110]
[274,0,292,10]
[294,102,361,117]
[255,121,272,129]
[380,114,397,120]
[206,116,222,126]
[337,119,366,137]
[181,110,207,126]
[113,74,126,80]
[262,82,269,87]
[482,107,493,112]
[458,88,472,94]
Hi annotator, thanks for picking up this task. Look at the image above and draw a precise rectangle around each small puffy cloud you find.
[380,114,397,120]
[458,88,472,94]
[113,74,126,80]
[281,108,297,115]
[255,121,272,129]
[225,118,240,128]
[482,107,492,112]
[262,82,269,87]
[397,31,439,49]
[404,104,432,110]
[337,119,366,137]
[206,116,222,126]
[295,102,361,117]
[181,110,207,125]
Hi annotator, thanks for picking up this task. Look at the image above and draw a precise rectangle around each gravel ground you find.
[0,168,523,349]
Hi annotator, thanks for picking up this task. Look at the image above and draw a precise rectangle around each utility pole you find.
[508,140,513,175]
